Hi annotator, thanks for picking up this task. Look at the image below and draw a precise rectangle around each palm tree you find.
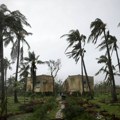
[3,58,13,116]
[10,13,31,103]
[0,5,7,114]
[0,4,21,114]
[19,63,30,91]
[96,55,120,94]
[19,63,30,103]
[11,33,31,103]
[88,18,117,101]
[61,30,93,98]
[3,58,13,85]
[0,4,31,104]
[24,51,44,94]
[97,32,120,72]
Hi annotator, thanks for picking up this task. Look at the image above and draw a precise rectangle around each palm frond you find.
[11,40,18,60]
[37,60,44,64]
[11,10,31,27]
[96,55,108,64]
[95,66,104,76]
[104,72,109,81]
[22,38,30,50]
[20,46,23,62]
[4,36,14,47]
[24,57,30,62]
[88,18,106,44]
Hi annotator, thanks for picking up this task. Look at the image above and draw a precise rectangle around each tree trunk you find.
[104,30,117,102]
[79,40,84,95]
[0,29,5,115]
[14,39,20,103]
[33,70,36,93]
[24,77,27,104]
[31,62,36,97]
[81,55,93,98]
[4,69,7,116]
[81,58,84,94]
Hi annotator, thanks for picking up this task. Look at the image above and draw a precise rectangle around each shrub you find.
[27,97,57,120]
[63,104,84,120]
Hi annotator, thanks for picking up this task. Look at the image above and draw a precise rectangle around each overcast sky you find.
[1,0,120,84]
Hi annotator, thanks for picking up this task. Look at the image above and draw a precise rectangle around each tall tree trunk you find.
[104,30,117,102]
[31,62,36,97]
[24,77,27,104]
[31,68,34,94]
[0,29,5,115]
[81,55,93,98]
[4,68,7,116]
[81,58,84,94]
[33,70,36,94]
[79,40,84,95]
[14,39,20,103]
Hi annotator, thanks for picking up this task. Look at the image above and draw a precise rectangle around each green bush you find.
[27,97,57,120]
[63,96,96,120]
[63,104,84,120]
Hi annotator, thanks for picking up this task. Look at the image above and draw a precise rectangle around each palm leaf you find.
[24,57,30,62]
[4,36,14,47]
[37,60,44,64]
[11,40,18,60]
[88,18,106,44]
[95,66,104,76]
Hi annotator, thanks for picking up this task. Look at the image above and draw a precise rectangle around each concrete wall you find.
[26,75,53,93]
[63,75,94,94]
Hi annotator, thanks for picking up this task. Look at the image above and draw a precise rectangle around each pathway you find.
[55,96,65,119]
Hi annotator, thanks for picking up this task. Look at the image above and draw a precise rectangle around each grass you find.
[8,113,33,120]
[7,96,30,113]
[90,94,120,118]
[4,94,120,120]
[7,96,58,120]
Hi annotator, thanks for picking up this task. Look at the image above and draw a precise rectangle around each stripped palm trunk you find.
[4,68,7,115]
[31,61,36,96]
[79,40,84,95]
[0,29,5,115]
[81,54,84,95]
[14,37,20,103]
[81,55,93,98]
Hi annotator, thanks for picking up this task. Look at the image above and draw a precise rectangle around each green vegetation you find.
[26,97,58,120]
[63,96,96,120]
[0,94,120,120]
[90,94,120,118]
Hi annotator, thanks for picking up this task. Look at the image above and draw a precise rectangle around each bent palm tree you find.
[19,63,30,91]
[0,4,31,103]
[3,58,13,115]
[11,33,31,103]
[3,58,13,85]
[88,18,117,101]
[19,63,30,103]
[98,32,120,72]
[61,30,93,98]
[96,55,120,88]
